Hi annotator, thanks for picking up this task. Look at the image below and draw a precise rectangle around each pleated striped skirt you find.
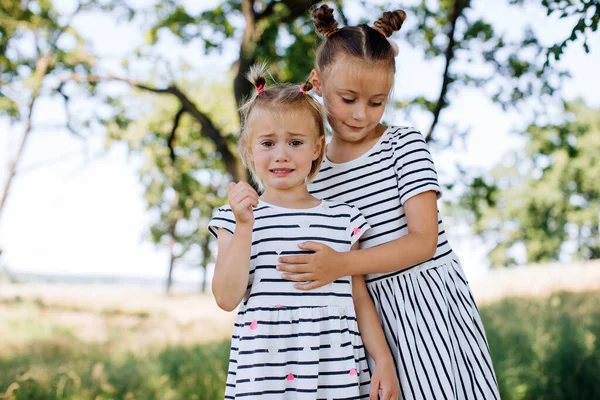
[366,253,500,400]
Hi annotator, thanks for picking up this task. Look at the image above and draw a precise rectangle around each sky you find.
[0,0,599,284]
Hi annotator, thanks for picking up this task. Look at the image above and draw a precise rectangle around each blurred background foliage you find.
[1,0,598,287]
[1,0,600,398]
[0,289,598,399]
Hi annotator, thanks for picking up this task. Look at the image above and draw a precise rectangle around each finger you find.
[297,241,325,251]
[228,181,236,190]
[245,193,259,207]
[278,255,310,265]
[294,280,326,291]
[276,264,309,274]
[281,273,314,282]
[369,377,380,400]
[236,182,259,200]
[231,191,258,207]
[381,388,392,400]
[238,197,256,211]
[241,188,259,206]
[229,183,253,199]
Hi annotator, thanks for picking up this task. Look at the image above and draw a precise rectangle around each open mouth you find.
[270,168,294,176]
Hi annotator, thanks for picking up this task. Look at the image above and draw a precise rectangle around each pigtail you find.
[246,63,269,94]
[373,10,407,38]
[312,5,339,38]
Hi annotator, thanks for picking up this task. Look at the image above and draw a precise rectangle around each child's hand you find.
[228,181,258,226]
[277,242,343,289]
[370,360,400,400]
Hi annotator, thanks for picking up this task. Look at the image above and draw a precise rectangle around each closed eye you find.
[341,97,356,104]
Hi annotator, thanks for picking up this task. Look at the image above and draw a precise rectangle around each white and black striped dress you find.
[308,127,500,400]
[209,200,372,399]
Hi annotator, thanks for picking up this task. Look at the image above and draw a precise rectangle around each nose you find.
[352,102,366,121]
[274,144,290,162]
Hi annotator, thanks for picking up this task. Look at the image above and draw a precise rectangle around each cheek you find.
[252,150,269,168]
[325,101,348,122]
[368,107,385,122]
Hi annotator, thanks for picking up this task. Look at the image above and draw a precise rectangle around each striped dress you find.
[308,126,500,400]
[209,200,372,399]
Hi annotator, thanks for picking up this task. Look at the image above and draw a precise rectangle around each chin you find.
[270,180,306,190]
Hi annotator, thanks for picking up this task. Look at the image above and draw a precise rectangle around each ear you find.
[313,135,325,160]
[309,69,322,96]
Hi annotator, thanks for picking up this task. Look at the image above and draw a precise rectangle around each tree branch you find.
[334,0,349,26]
[56,82,85,138]
[234,0,321,111]
[233,0,258,113]
[65,74,243,181]
[426,0,466,142]
[258,0,320,22]
[169,107,185,162]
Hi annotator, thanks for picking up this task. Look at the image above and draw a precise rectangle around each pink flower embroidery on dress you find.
[353,227,361,235]
[349,368,358,376]
[249,319,258,330]
[286,373,295,381]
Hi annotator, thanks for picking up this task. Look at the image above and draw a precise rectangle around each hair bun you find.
[373,10,407,38]
[312,5,339,38]
[301,81,313,93]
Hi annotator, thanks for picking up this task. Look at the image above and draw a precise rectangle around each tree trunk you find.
[165,217,178,295]
[166,245,176,296]
[0,96,38,227]
[199,236,211,293]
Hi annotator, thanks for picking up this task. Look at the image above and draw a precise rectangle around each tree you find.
[104,79,237,293]
[2,0,597,289]
[62,0,325,293]
[0,0,121,224]
[460,101,600,267]
[399,0,597,144]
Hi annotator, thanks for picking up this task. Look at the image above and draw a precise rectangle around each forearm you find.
[353,277,394,365]
[212,225,253,311]
[345,232,436,277]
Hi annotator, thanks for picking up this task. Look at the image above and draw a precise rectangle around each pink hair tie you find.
[299,85,305,94]
[257,84,264,94]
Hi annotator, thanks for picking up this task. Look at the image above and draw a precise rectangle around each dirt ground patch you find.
[0,284,236,355]
[1,260,599,352]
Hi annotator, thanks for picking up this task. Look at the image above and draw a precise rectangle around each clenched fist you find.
[228,181,259,226]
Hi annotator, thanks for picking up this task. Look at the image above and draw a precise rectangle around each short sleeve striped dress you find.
[308,127,500,400]
[209,200,372,399]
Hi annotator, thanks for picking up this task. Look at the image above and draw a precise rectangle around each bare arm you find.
[212,224,253,312]
[352,269,400,399]
[277,191,439,289]
[352,275,393,364]
[345,191,439,276]
[212,181,259,311]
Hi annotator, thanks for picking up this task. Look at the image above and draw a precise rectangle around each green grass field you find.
[1,288,599,399]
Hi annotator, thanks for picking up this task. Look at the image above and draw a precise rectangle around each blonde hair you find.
[238,64,326,191]
[312,4,406,75]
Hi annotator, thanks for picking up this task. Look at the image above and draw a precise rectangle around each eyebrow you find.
[256,132,308,138]
[339,88,388,97]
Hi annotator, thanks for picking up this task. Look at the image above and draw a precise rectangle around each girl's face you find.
[247,108,323,194]
[310,57,393,145]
